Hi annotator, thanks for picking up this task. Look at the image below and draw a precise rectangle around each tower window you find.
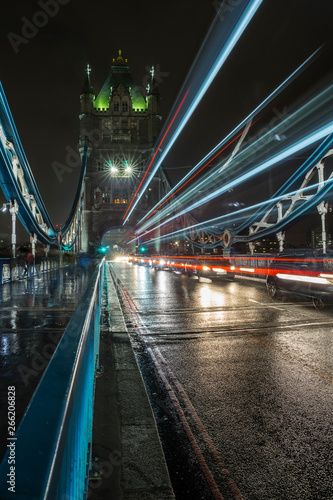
[122,102,128,112]
[102,192,111,204]
[114,102,119,112]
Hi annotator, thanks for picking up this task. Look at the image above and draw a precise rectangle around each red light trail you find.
[123,89,190,220]
[128,255,333,279]
[145,121,256,220]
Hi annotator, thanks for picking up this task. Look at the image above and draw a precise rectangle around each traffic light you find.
[139,246,146,253]
[98,246,108,254]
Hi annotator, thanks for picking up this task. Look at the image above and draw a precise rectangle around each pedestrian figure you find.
[35,252,42,280]
[26,252,34,280]
[17,252,26,279]
[9,256,17,281]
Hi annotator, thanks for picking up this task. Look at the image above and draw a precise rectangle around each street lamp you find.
[1,201,18,257]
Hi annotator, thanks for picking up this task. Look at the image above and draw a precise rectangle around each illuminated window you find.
[122,199,128,204]
[114,198,120,204]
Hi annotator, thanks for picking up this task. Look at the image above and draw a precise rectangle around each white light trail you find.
[127,144,333,246]
[123,0,263,224]
[135,91,333,237]
[137,48,321,226]
[137,81,333,234]
[276,273,330,285]
[174,122,333,214]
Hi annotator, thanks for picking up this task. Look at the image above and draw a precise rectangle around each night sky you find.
[0,0,333,241]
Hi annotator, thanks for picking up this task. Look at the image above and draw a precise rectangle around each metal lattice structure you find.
[232,134,333,252]
[0,82,86,254]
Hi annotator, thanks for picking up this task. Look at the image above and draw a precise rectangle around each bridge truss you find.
[0,83,86,255]
[144,133,333,254]
[232,134,333,253]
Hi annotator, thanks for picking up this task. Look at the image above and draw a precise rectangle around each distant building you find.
[251,237,279,253]
[309,227,333,250]
[79,50,162,252]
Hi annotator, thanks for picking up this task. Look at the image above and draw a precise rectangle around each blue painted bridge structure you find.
[1,20,333,496]
[0,260,104,499]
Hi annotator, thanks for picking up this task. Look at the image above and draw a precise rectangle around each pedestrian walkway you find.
[0,262,175,498]
[90,263,175,499]
[0,267,94,461]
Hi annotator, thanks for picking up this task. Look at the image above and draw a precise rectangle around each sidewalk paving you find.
[90,264,175,499]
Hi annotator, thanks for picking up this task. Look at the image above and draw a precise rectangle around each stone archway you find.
[99,224,136,255]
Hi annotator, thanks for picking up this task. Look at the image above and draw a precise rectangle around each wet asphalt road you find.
[111,261,333,500]
[0,266,94,462]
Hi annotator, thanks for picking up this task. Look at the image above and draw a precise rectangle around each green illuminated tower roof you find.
[94,50,147,111]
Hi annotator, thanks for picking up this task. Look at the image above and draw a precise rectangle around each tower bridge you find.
[1,32,333,500]
[79,51,164,254]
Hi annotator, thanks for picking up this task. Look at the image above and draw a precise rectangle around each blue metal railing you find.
[0,256,78,284]
[0,83,88,247]
[0,259,105,499]
[0,257,9,282]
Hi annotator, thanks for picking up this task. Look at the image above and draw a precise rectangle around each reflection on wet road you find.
[0,267,94,461]
[112,261,333,500]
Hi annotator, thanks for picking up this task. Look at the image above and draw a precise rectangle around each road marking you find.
[151,345,244,500]
[142,319,333,340]
[109,262,333,500]
[147,346,225,500]
[137,301,316,315]
[109,264,245,500]
[248,298,287,310]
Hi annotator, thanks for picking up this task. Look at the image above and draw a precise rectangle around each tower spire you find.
[81,64,93,95]
[147,64,160,97]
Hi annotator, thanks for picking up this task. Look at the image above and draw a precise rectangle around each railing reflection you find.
[0,259,104,499]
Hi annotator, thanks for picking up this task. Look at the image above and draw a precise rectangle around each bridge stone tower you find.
[79,50,162,253]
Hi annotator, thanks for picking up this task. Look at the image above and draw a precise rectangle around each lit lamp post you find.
[30,233,37,258]
[9,200,18,258]
[125,164,131,202]
[109,164,118,203]
[1,200,18,257]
